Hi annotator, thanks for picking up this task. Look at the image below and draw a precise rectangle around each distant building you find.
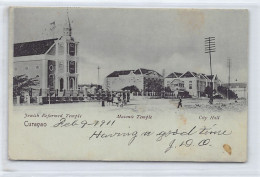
[165,71,222,97]
[104,68,164,93]
[168,79,185,96]
[13,12,79,94]
[78,84,102,95]
[164,72,183,87]
[222,82,247,99]
[179,71,221,97]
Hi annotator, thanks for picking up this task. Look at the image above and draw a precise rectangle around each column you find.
[75,77,78,90]
[67,77,69,90]
[55,61,58,90]
[42,59,47,89]
[67,61,69,73]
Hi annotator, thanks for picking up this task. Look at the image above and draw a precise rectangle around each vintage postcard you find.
[8,7,248,161]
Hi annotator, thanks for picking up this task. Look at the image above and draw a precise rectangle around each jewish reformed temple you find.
[13,13,79,94]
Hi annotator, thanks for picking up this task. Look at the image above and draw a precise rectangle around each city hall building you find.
[165,71,222,97]
[13,14,79,94]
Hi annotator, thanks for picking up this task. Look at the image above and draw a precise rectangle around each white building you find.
[104,68,164,93]
[165,71,222,98]
[222,82,247,99]
[13,12,79,96]
[78,84,101,95]
[164,72,183,87]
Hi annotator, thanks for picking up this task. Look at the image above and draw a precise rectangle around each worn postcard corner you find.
[9,7,248,162]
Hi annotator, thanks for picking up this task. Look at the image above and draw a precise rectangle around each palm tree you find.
[13,74,40,97]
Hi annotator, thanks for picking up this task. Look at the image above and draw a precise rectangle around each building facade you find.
[104,68,164,93]
[164,72,183,88]
[13,13,79,95]
[222,82,247,99]
[165,71,221,97]
[78,84,102,95]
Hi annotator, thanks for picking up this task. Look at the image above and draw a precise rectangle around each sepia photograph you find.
[9,7,248,161]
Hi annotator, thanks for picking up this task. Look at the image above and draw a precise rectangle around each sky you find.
[13,7,248,85]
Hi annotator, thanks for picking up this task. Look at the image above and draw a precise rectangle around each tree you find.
[217,85,238,99]
[13,74,39,97]
[144,78,164,92]
[204,86,212,98]
[122,85,140,93]
[165,86,171,92]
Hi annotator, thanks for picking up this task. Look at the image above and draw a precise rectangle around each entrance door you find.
[69,78,74,90]
[60,78,64,91]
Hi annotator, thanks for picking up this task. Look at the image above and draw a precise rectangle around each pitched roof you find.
[137,68,163,77]
[166,72,183,78]
[222,83,247,88]
[139,68,152,74]
[134,68,160,75]
[107,68,162,77]
[14,38,58,57]
[207,75,214,80]
[175,72,183,77]
[180,71,198,78]
[166,73,177,78]
[107,70,134,77]
[133,69,141,74]
[200,73,209,79]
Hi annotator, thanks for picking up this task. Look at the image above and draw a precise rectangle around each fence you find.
[13,89,132,105]
[132,91,188,99]
[14,88,190,105]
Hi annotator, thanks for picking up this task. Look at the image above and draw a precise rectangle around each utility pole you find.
[97,66,100,85]
[227,58,231,100]
[205,37,216,104]
[162,69,165,92]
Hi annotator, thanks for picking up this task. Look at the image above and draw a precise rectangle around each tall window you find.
[68,43,75,56]
[189,81,192,89]
[75,44,78,56]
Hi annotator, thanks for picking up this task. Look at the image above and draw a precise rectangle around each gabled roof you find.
[136,68,162,77]
[107,68,162,78]
[14,38,58,57]
[198,73,208,79]
[107,70,134,77]
[207,75,214,80]
[180,71,198,78]
[166,72,183,78]
[134,68,160,75]
[200,73,209,79]
[175,72,183,77]
[207,75,219,80]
